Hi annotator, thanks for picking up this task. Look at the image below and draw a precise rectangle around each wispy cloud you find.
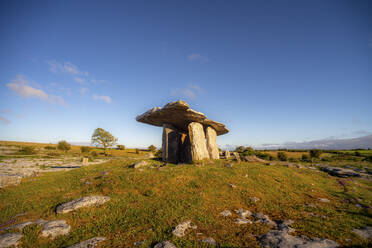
[0,116,10,125]
[74,77,85,84]
[170,84,203,99]
[187,53,209,63]
[91,79,108,84]
[93,94,112,104]
[6,75,66,106]
[47,60,89,76]
[80,87,88,95]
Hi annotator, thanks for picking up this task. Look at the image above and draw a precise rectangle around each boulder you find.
[220,210,232,217]
[56,196,110,214]
[131,160,149,169]
[352,226,372,239]
[172,220,197,237]
[41,220,70,239]
[154,241,177,248]
[188,122,210,161]
[67,237,106,248]
[200,237,217,246]
[205,126,219,159]
[0,233,22,248]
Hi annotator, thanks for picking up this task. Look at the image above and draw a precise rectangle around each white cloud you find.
[187,53,209,63]
[0,116,10,125]
[6,75,65,105]
[93,94,112,104]
[47,60,88,76]
[80,87,88,95]
[170,84,203,99]
[74,77,85,84]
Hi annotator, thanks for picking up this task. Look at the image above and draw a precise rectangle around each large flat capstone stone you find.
[136,100,229,135]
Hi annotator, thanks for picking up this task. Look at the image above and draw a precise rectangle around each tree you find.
[91,128,118,155]
[309,149,322,159]
[80,146,91,153]
[148,145,157,152]
[277,151,287,161]
[57,140,71,152]
[117,145,125,150]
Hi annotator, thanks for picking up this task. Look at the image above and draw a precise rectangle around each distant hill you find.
[260,134,372,150]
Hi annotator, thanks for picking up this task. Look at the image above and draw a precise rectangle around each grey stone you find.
[235,209,252,218]
[253,212,276,227]
[352,226,372,239]
[318,198,330,203]
[154,241,177,248]
[67,237,106,248]
[228,183,236,188]
[242,155,266,163]
[188,122,210,161]
[200,237,216,246]
[56,196,110,214]
[132,160,149,169]
[172,220,197,237]
[224,163,233,168]
[41,220,70,239]
[162,124,181,163]
[205,126,219,159]
[234,218,252,225]
[232,152,241,162]
[220,210,232,217]
[249,196,260,203]
[320,166,361,178]
[0,233,22,248]
[225,150,231,159]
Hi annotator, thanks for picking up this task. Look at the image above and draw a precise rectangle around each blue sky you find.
[0,0,371,149]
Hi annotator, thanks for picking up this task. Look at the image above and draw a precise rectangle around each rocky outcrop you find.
[56,196,110,214]
[188,122,210,161]
[0,233,22,248]
[67,237,106,248]
[154,241,177,248]
[172,220,197,237]
[205,126,219,159]
[41,220,70,239]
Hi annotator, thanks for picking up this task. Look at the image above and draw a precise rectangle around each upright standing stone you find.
[225,150,231,159]
[205,126,219,159]
[188,122,210,161]
[162,124,181,163]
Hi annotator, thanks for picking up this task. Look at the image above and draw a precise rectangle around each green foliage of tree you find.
[57,140,71,152]
[117,145,125,150]
[91,128,118,155]
[80,146,92,153]
[277,151,288,161]
[148,145,157,152]
[309,149,322,159]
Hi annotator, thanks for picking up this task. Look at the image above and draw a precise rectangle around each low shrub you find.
[44,145,56,150]
[117,145,125,150]
[57,140,71,152]
[91,151,98,157]
[301,154,310,162]
[19,146,37,155]
[80,146,92,153]
[277,151,288,161]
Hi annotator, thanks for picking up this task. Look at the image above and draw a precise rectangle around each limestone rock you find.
[136,100,229,135]
[154,241,177,248]
[67,237,106,248]
[201,237,216,246]
[242,155,267,163]
[205,126,219,159]
[172,220,197,237]
[82,157,89,165]
[320,166,361,178]
[352,226,372,239]
[232,152,241,162]
[162,124,181,163]
[249,196,260,203]
[318,198,330,203]
[234,218,252,225]
[188,122,210,161]
[41,220,70,239]
[220,210,232,217]
[224,163,233,168]
[0,233,22,248]
[253,212,276,226]
[132,160,149,169]
[235,209,252,218]
[225,150,231,159]
[56,196,110,214]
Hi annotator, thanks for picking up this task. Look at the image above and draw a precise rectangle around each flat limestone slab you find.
[136,100,229,135]
[56,196,110,214]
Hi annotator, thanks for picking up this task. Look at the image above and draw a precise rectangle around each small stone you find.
[154,241,177,248]
[4,221,34,231]
[235,209,252,218]
[0,233,22,248]
[172,220,197,237]
[67,237,106,248]
[224,163,233,168]
[131,160,149,169]
[318,198,330,203]
[234,218,252,225]
[220,210,232,217]
[41,220,71,239]
[201,237,216,246]
[352,226,372,239]
[249,197,260,203]
[56,196,110,214]
[228,183,236,188]
[133,241,145,246]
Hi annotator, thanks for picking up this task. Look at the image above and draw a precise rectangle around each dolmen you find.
[136,100,229,163]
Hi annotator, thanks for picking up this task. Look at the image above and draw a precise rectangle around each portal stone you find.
[225,150,231,159]
[188,122,210,161]
[205,126,219,159]
[162,124,181,163]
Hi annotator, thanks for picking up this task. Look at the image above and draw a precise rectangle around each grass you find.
[1,158,371,247]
